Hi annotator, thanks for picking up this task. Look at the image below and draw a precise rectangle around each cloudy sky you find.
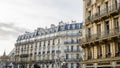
[0,0,83,55]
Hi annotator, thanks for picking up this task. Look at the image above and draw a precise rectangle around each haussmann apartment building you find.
[80,0,120,68]
[15,22,83,68]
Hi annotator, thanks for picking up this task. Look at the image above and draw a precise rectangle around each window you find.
[88,11,91,21]
[105,43,111,58]
[71,46,73,51]
[66,46,69,51]
[105,21,109,35]
[87,47,92,59]
[76,54,79,59]
[97,45,102,58]
[48,40,50,45]
[77,45,79,51]
[76,63,80,68]
[71,63,74,68]
[58,39,60,44]
[115,0,118,9]
[105,2,109,12]
[44,41,45,46]
[97,24,101,38]
[97,6,100,16]
[39,41,41,47]
[53,39,55,45]
[115,42,120,56]
[66,63,68,68]
[114,18,119,32]
[66,54,69,59]
[87,28,91,38]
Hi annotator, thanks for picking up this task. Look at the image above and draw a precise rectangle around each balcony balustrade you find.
[85,3,120,24]
[64,58,81,62]
[20,54,29,58]
[64,49,80,53]
[64,41,78,44]
[80,27,120,44]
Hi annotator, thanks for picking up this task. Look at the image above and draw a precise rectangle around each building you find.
[0,51,12,68]
[9,48,15,62]
[15,22,83,68]
[80,0,120,68]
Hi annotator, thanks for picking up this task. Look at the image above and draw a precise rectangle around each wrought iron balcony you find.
[64,49,80,53]
[20,54,29,58]
[64,58,81,62]
[80,27,120,45]
[64,41,78,44]
[85,3,120,25]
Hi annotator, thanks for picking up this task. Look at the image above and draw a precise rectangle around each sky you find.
[0,0,83,55]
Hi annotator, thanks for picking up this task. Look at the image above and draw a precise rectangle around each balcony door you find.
[105,21,110,36]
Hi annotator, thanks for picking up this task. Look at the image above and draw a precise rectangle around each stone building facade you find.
[15,22,82,68]
[80,0,120,68]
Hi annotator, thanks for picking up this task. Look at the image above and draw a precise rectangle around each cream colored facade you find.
[15,22,82,68]
[81,0,120,68]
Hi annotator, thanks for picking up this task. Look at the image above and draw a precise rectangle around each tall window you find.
[105,2,109,12]
[66,63,68,68]
[88,47,92,59]
[58,39,60,44]
[66,54,69,59]
[115,0,118,9]
[105,43,111,58]
[115,42,120,56]
[48,40,50,46]
[105,21,110,35]
[53,39,55,45]
[97,45,102,58]
[76,63,80,68]
[88,11,91,21]
[87,28,91,39]
[97,6,100,16]
[114,18,119,33]
[77,45,79,51]
[71,63,74,68]
[97,24,101,38]
[71,46,74,51]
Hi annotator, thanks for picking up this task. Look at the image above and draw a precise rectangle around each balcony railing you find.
[64,41,78,44]
[64,49,81,53]
[80,27,120,44]
[20,54,29,58]
[85,3,120,24]
[64,58,81,62]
